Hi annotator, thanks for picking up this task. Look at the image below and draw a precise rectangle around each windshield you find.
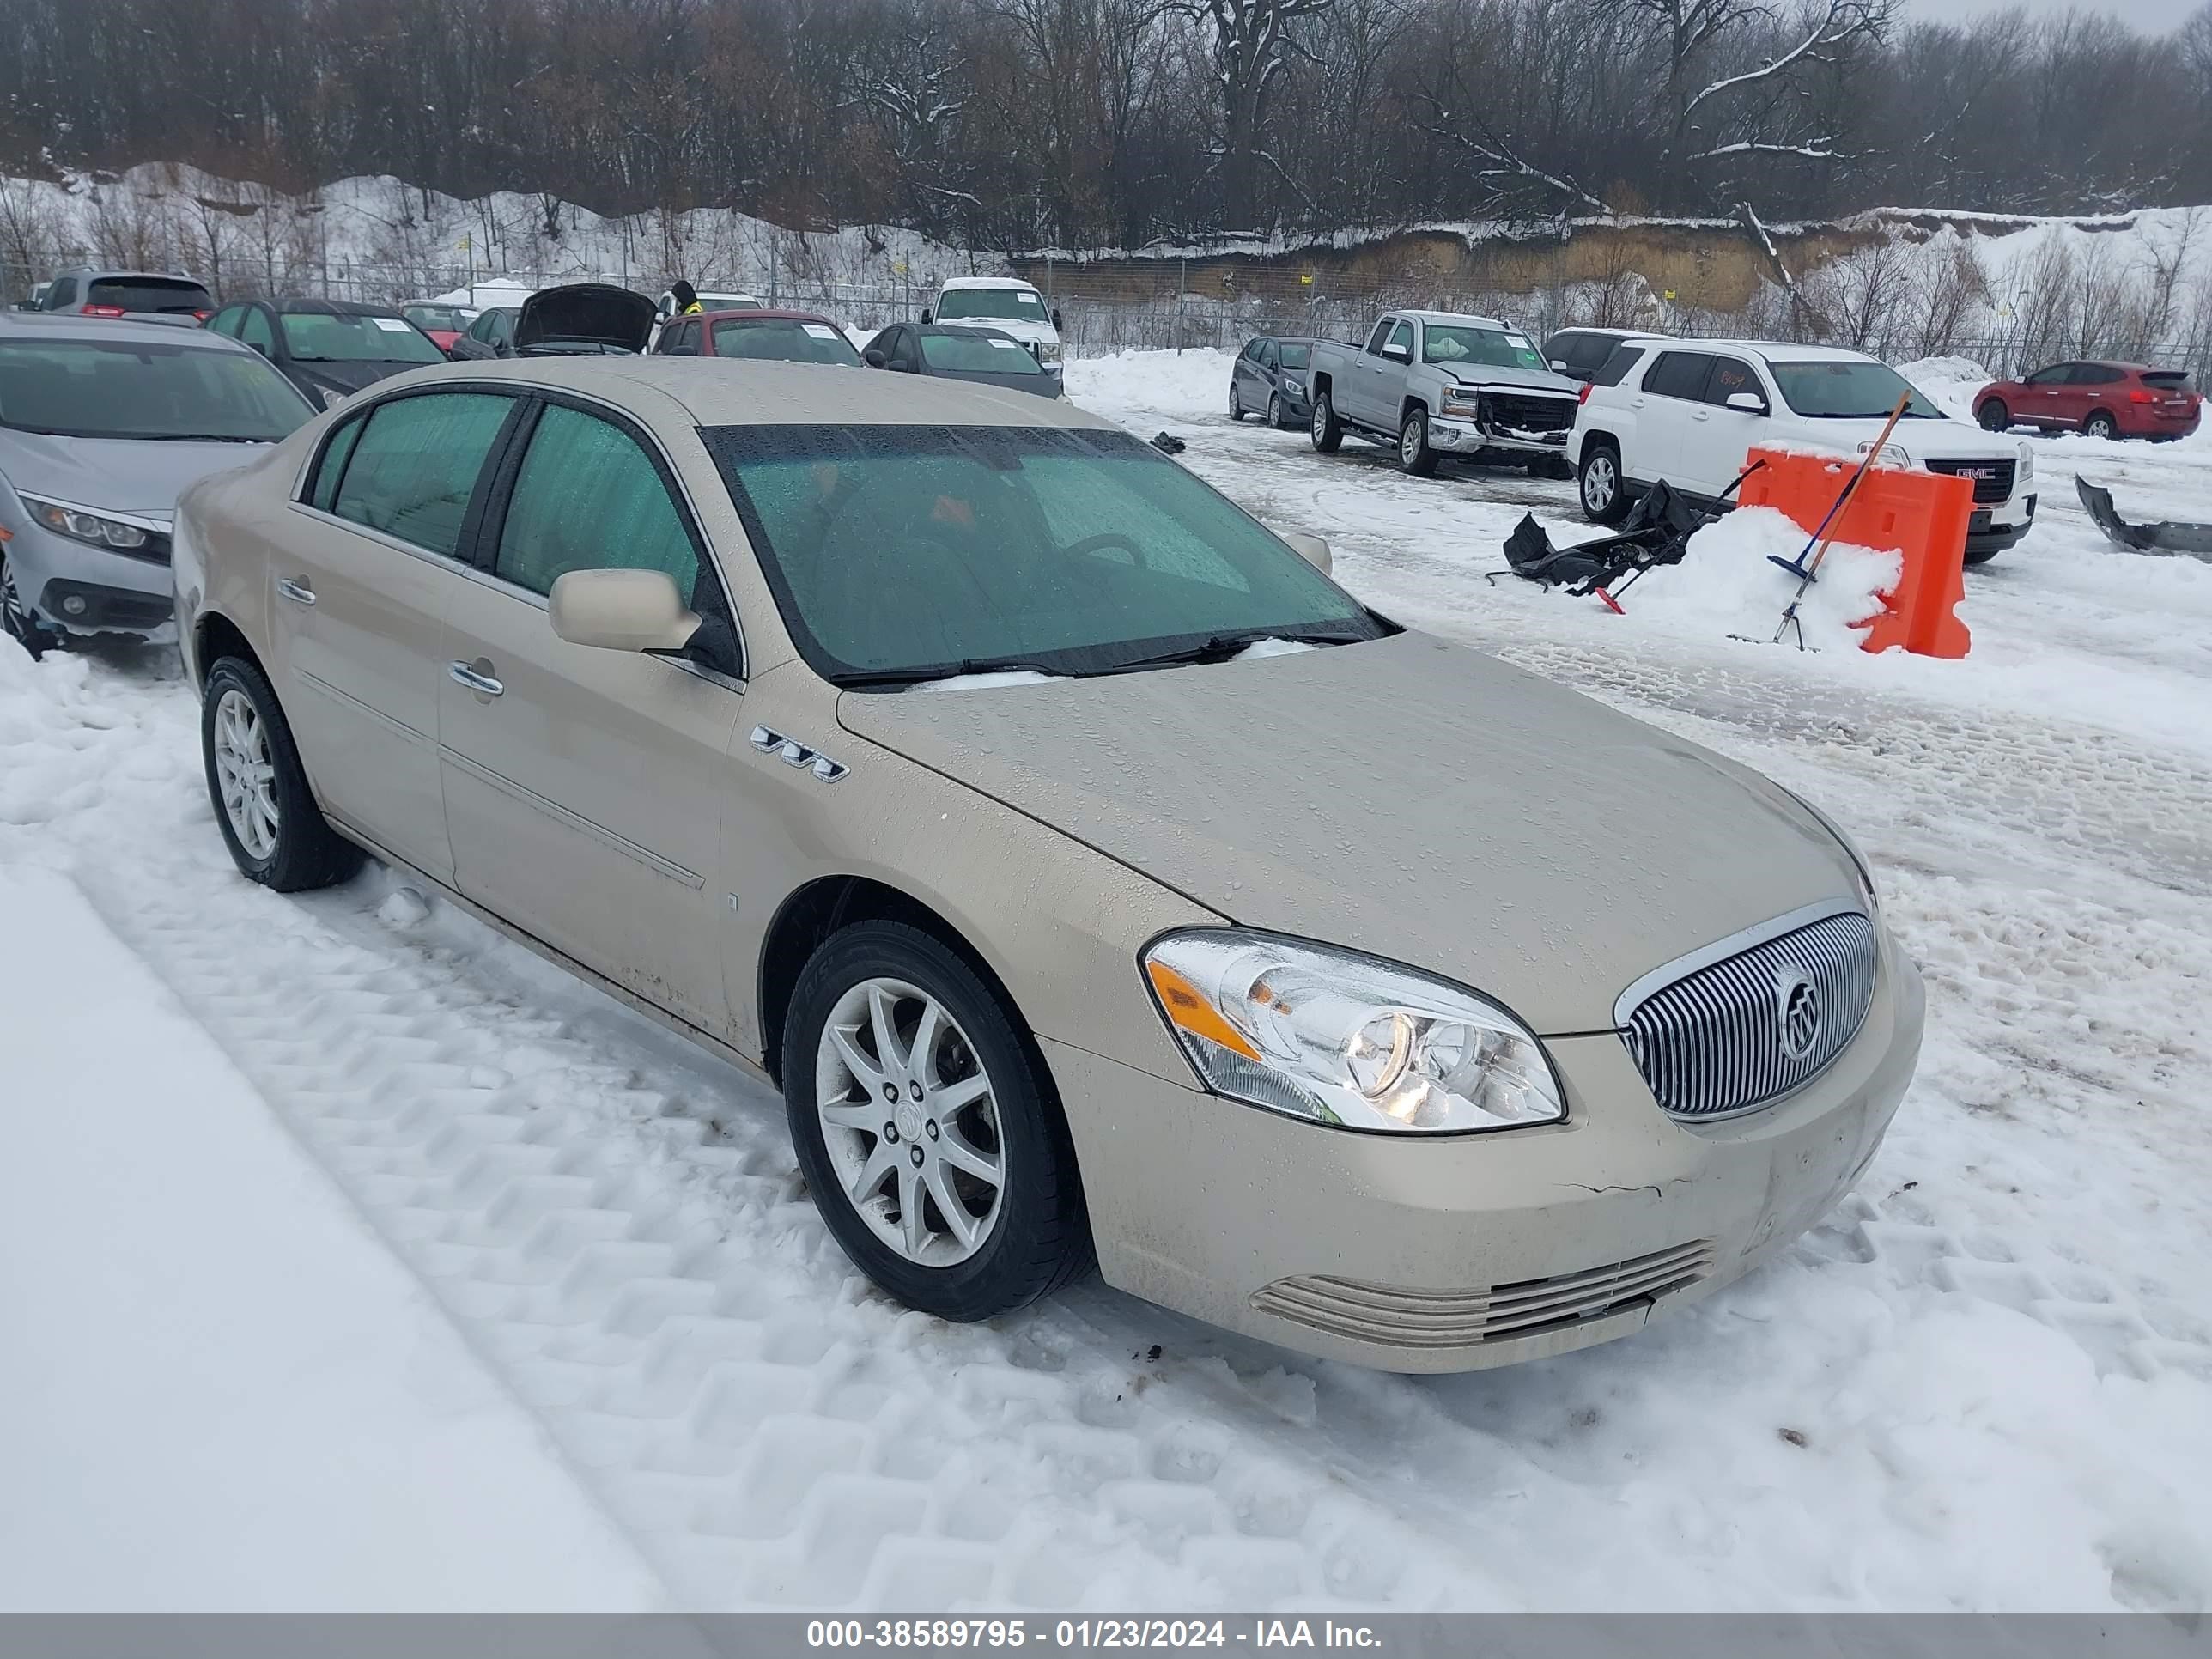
[282,312,445,364]
[933,288,1049,324]
[705,424,1381,682]
[403,305,471,331]
[920,331,1041,374]
[87,277,210,314]
[1422,325,1546,372]
[711,318,860,365]
[1278,343,1311,369]
[700,295,760,311]
[1770,360,1944,419]
[0,337,311,440]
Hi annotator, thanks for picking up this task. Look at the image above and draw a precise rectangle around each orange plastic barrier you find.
[1736,446,1975,658]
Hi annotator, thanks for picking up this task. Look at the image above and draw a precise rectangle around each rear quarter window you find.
[1590,344,1648,387]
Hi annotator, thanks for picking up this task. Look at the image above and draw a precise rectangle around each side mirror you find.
[918,308,932,325]
[1280,531,1332,574]
[1051,307,1063,330]
[250,341,270,357]
[1381,343,1410,362]
[1725,392,1767,414]
[1550,359,1571,373]
[549,568,700,654]
[865,347,887,368]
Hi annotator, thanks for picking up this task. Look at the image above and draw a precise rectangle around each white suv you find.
[1568,341,2038,565]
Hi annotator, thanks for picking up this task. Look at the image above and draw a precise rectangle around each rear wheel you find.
[201,657,364,892]
[0,549,52,659]
[1577,441,1631,525]
[2085,410,2118,441]
[1310,390,1343,453]
[783,921,1092,1322]
[1977,398,2010,432]
[1228,384,1245,422]
[1397,408,1439,477]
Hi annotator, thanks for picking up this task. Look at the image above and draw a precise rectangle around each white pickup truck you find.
[1304,310,1584,476]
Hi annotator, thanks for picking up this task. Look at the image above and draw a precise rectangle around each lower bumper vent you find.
[1250,1239,1714,1350]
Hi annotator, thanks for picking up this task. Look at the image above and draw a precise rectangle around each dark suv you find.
[1975,361,2201,441]
[1541,327,1667,384]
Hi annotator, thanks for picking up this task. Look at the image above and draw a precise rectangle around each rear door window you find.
[494,404,700,599]
[2071,364,2124,386]
[331,392,513,558]
[1644,351,1715,401]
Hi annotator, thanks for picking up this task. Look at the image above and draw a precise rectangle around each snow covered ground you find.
[3,348,2209,1613]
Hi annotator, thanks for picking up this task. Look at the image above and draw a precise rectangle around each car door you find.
[1629,349,1713,485]
[276,386,521,882]
[887,327,925,374]
[2020,364,2074,428]
[1675,354,1770,496]
[1235,340,1268,410]
[436,394,744,1038]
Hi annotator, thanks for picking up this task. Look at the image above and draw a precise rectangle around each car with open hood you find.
[0,311,315,653]
[450,283,657,359]
[205,297,448,409]
[171,358,1923,1372]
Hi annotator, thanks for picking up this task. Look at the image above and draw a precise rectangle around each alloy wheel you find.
[0,554,36,647]
[1401,421,1422,465]
[212,687,281,860]
[1583,453,1617,514]
[815,976,1006,1267]
[1267,393,1283,429]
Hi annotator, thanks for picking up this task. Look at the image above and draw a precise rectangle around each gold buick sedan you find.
[173,358,1923,1371]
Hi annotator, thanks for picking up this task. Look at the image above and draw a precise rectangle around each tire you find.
[1527,453,1575,481]
[1310,390,1343,453]
[1962,545,2001,567]
[1577,440,1632,525]
[0,547,53,659]
[1397,407,1439,477]
[1267,392,1285,430]
[1977,398,2009,432]
[782,921,1093,1322]
[200,656,364,892]
[1228,384,1245,422]
[2085,410,2118,441]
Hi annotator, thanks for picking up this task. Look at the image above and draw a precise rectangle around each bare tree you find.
[1172,0,1337,229]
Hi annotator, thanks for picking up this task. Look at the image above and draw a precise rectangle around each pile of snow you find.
[1898,356,1996,423]
[1065,347,1237,423]
[1620,506,1900,650]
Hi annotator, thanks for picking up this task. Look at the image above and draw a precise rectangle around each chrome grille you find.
[1251,1239,1714,1350]
[1621,909,1875,1119]
[1926,458,2015,504]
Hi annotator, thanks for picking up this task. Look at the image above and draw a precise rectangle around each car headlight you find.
[1857,441,1910,468]
[1441,387,1482,416]
[16,493,153,551]
[1036,341,1062,363]
[1142,930,1565,1133]
[2017,441,2034,482]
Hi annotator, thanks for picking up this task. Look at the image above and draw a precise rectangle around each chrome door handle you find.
[278,579,315,605]
[447,660,504,697]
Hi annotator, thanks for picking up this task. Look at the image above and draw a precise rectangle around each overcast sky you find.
[1902,0,2200,30]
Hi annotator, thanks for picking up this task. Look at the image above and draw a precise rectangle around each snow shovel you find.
[1771,391,1912,648]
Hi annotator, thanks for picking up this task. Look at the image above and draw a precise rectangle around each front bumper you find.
[1966,491,2036,556]
[3,517,175,640]
[1049,932,1923,1373]
[1431,411,1570,456]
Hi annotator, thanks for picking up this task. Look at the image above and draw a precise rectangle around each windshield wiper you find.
[833,656,1067,689]
[143,433,270,443]
[1103,626,1371,674]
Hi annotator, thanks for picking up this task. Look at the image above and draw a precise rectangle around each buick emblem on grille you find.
[1776,971,1822,1061]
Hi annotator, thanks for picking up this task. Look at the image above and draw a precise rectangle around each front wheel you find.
[1963,545,2002,567]
[0,548,53,659]
[2085,411,2118,441]
[1267,392,1285,430]
[1977,398,2009,432]
[201,657,364,891]
[1228,385,1245,422]
[1310,391,1343,453]
[1398,408,1439,477]
[1577,442,1631,525]
[782,921,1092,1322]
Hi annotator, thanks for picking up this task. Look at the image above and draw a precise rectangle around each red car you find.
[1975,360,2201,441]
[399,303,474,354]
[653,307,862,366]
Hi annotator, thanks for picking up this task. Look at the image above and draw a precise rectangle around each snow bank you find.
[1065,348,1237,423]
[1621,506,1899,651]
[0,860,661,1612]
[1898,356,1996,423]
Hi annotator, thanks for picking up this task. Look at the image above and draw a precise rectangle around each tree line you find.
[3,0,2209,253]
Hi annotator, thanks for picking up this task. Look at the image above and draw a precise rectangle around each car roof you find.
[918,323,1016,338]
[1553,326,1667,339]
[1680,340,1882,365]
[696,308,840,326]
[395,356,1112,430]
[1391,309,1511,328]
[0,310,248,349]
[264,297,409,317]
[57,266,206,283]
[939,276,1040,292]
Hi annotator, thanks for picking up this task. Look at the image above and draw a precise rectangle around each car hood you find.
[927,367,1063,398]
[0,430,272,516]
[1788,416,2017,461]
[516,284,656,353]
[1445,363,1582,398]
[836,631,1862,1033]
[945,317,1056,348]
